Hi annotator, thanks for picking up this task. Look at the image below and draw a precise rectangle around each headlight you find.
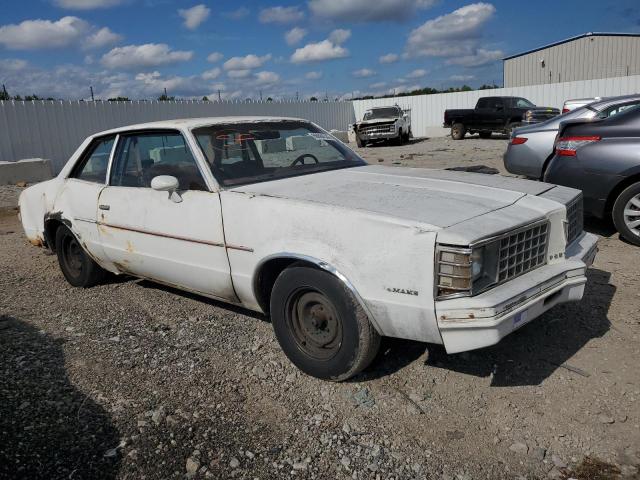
[436,243,500,299]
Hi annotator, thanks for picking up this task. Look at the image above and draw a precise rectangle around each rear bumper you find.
[435,232,598,354]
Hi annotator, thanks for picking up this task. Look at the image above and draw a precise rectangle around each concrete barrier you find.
[0,158,53,185]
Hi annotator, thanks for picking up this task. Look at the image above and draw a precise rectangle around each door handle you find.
[99,204,110,211]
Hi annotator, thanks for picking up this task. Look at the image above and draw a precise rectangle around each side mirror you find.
[151,175,182,203]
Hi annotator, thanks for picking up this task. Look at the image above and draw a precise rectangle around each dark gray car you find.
[504,94,640,179]
[544,104,640,246]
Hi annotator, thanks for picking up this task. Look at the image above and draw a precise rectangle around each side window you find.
[110,132,207,191]
[477,98,489,109]
[492,98,504,109]
[71,136,115,183]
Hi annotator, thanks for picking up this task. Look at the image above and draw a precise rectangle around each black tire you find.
[270,266,381,381]
[55,225,106,287]
[479,131,492,139]
[612,182,640,246]
[451,123,466,140]
[356,136,366,148]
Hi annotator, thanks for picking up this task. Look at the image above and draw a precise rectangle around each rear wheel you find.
[613,182,640,246]
[270,266,381,381]
[55,225,106,287]
[451,123,466,140]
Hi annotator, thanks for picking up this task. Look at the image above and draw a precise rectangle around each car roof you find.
[586,94,640,110]
[93,116,308,136]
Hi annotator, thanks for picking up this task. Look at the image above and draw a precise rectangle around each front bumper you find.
[436,231,598,354]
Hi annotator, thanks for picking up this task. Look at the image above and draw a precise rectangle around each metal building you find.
[503,32,640,87]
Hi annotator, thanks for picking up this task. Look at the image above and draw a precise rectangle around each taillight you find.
[510,137,527,145]
[555,136,600,156]
[562,107,570,113]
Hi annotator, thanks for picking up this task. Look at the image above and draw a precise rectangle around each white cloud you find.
[227,69,251,78]
[328,29,351,45]
[84,27,121,49]
[254,71,280,85]
[207,52,223,63]
[178,4,211,30]
[446,48,503,67]
[224,7,250,19]
[305,71,322,80]
[0,58,29,72]
[406,68,427,78]
[353,68,376,78]
[309,0,437,22]
[201,67,221,80]
[406,3,496,58]
[223,54,271,71]
[291,40,349,63]
[101,43,193,70]
[0,16,89,50]
[259,6,304,24]
[369,81,387,89]
[379,53,399,64]
[450,74,475,81]
[53,0,124,9]
[285,27,307,46]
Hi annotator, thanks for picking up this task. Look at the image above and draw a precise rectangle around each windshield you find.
[192,121,366,187]
[363,107,400,120]
[514,98,536,108]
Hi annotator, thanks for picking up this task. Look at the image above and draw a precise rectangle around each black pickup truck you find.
[443,96,560,140]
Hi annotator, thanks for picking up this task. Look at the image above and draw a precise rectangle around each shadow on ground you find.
[425,268,615,386]
[0,316,121,479]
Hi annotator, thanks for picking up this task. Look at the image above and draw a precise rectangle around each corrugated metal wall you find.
[353,74,640,138]
[504,35,640,87]
[0,100,355,172]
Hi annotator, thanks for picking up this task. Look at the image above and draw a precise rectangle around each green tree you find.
[309,96,318,102]
[157,94,175,101]
[108,96,130,102]
[202,96,209,101]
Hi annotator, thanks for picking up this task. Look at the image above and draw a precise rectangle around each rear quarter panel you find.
[219,190,443,344]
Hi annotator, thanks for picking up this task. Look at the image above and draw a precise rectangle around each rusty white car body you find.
[19,117,598,378]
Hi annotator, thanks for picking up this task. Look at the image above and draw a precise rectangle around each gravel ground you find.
[1,136,639,480]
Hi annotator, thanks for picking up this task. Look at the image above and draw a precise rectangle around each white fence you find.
[0,100,355,172]
[353,74,640,138]
[3,74,640,173]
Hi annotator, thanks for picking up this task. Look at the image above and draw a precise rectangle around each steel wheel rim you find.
[63,235,83,277]
[286,289,342,361]
[623,194,640,237]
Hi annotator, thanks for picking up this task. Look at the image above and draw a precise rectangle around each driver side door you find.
[96,129,237,301]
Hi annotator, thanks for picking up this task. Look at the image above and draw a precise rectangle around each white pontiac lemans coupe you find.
[19,117,598,380]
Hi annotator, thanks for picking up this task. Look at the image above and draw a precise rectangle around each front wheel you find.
[270,266,381,381]
[356,136,366,148]
[451,123,466,140]
[613,182,640,246]
[55,225,106,287]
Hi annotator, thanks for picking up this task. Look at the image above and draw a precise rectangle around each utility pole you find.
[296,91,299,101]
[260,90,263,101]
[218,89,221,102]
[2,84,7,98]
[90,86,94,102]
[164,87,168,97]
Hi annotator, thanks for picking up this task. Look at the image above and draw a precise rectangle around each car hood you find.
[229,165,555,230]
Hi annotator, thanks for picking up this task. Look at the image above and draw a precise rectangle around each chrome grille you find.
[566,195,583,244]
[497,222,549,283]
[360,124,394,135]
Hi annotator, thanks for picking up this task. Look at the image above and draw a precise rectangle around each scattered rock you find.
[186,457,200,475]
[229,457,240,469]
[352,388,375,408]
[551,455,567,469]
[509,442,528,455]
[598,414,615,424]
[530,447,546,462]
[547,467,564,479]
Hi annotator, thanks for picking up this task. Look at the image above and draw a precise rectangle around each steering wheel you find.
[290,153,319,167]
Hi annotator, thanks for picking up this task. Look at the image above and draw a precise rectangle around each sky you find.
[0,0,638,101]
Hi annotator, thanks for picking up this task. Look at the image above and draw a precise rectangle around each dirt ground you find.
[1,136,639,480]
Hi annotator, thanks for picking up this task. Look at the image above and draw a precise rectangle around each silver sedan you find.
[503,94,640,179]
